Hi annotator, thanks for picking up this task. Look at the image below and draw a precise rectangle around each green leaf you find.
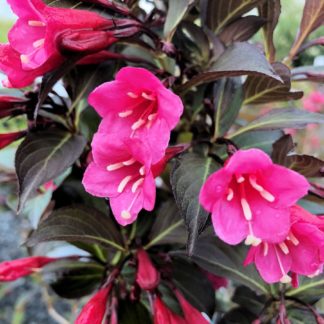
[163,0,194,41]
[201,0,263,33]
[15,128,86,213]
[229,108,324,138]
[118,299,152,324]
[219,307,256,324]
[243,63,303,105]
[42,260,104,299]
[271,135,324,177]
[298,198,324,214]
[178,42,281,92]
[27,206,126,251]
[212,77,243,138]
[189,233,269,294]
[171,257,215,315]
[145,200,186,249]
[170,153,220,255]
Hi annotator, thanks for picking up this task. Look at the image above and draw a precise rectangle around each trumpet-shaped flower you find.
[244,206,324,284]
[199,149,309,245]
[89,67,183,161]
[153,296,186,324]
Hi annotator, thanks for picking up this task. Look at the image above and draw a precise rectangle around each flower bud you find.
[0,256,57,281]
[175,290,209,323]
[153,296,186,324]
[0,131,26,150]
[136,249,160,291]
[0,96,27,118]
[76,286,111,324]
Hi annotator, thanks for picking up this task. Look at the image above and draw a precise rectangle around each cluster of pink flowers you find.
[82,67,183,225]
[0,0,140,88]
[200,148,324,284]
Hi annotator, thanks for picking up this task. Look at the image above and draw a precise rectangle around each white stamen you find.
[288,232,299,246]
[241,198,252,221]
[148,113,157,121]
[141,92,155,101]
[121,210,131,219]
[245,234,261,246]
[259,190,275,202]
[263,242,269,256]
[249,175,264,192]
[118,110,133,118]
[131,119,145,130]
[127,92,138,98]
[122,158,136,166]
[33,38,45,48]
[139,166,145,176]
[117,175,133,193]
[20,54,29,64]
[280,274,292,284]
[279,242,289,255]
[132,178,144,193]
[28,20,46,27]
[107,162,124,171]
[237,176,245,183]
[226,188,234,201]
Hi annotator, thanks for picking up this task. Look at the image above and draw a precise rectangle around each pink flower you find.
[75,286,111,324]
[0,130,26,149]
[153,295,186,324]
[303,91,324,112]
[203,270,228,290]
[0,256,57,281]
[174,290,209,323]
[244,206,324,284]
[136,249,160,291]
[82,134,156,225]
[83,134,182,225]
[199,149,309,245]
[89,67,183,160]
[0,0,134,88]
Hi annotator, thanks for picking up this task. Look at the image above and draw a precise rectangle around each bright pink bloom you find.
[303,91,324,112]
[82,134,156,225]
[0,130,26,149]
[199,149,309,245]
[89,67,183,161]
[83,135,182,225]
[153,296,186,324]
[0,256,56,281]
[0,0,121,88]
[175,290,209,324]
[244,206,324,284]
[136,249,160,290]
[75,286,111,324]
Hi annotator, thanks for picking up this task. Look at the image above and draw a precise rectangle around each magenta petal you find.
[199,169,232,212]
[142,172,156,211]
[116,67,163,90]
[82,162,124,198]
[7,0,45,17]
[98,114,133,138]
[88,81,132,118]
[260,165,309,208]
[157,87,183,129]
[212,198,248,245]
[225,149,273,174]
[254,244,292,283]
[110,188,144,226]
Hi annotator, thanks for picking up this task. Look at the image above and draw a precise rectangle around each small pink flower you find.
[303,91,324,112]
[244,206,324,284]
[0,0,121,87]
[136,249,160,291]
[75,286,111,324]
[83,134,182,225]
[82,134,156,225]
[203,270,228,290]
[89,67,183,161]
[199,149,309,245]
[0,256,57,281]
